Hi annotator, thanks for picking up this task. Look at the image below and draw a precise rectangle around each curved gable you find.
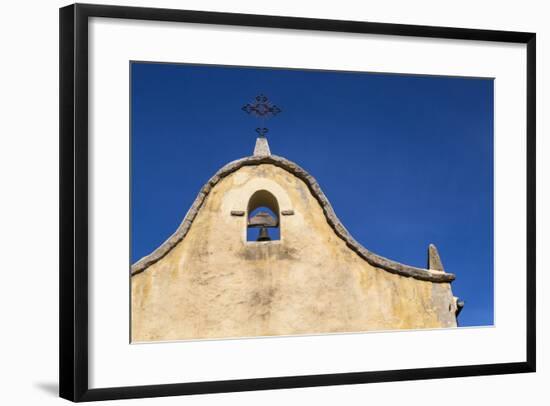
[131,155,454,283]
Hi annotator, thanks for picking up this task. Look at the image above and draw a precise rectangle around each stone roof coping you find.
[131,154,456,284]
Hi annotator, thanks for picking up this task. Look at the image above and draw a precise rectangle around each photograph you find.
[129,62,494,343]
[54,2,537,402]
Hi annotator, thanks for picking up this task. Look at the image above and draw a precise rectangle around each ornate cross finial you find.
[242,94,282,137]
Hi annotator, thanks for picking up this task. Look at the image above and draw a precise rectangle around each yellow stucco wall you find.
[131,163,457,342]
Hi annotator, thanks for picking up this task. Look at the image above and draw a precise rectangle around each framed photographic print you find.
[59,3,536,402]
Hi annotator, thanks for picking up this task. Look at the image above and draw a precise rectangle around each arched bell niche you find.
[246,190,280,242]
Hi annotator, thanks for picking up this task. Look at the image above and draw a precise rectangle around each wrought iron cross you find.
[242,94,282,137]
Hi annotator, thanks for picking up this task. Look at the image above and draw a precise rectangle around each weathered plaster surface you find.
[131,163,458,342]
[132,155,455,283]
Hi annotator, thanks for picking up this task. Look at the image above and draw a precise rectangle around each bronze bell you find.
[257,226,271,242]
[248,210,278,242]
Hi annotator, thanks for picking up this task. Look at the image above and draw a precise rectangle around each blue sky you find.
[131,62,494,328]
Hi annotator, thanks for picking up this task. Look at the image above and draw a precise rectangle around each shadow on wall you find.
[33,382,58,397]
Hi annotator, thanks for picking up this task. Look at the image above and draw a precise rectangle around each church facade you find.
[131,137,460,342]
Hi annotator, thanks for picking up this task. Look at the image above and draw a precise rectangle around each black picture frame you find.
[59,3,536,402]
